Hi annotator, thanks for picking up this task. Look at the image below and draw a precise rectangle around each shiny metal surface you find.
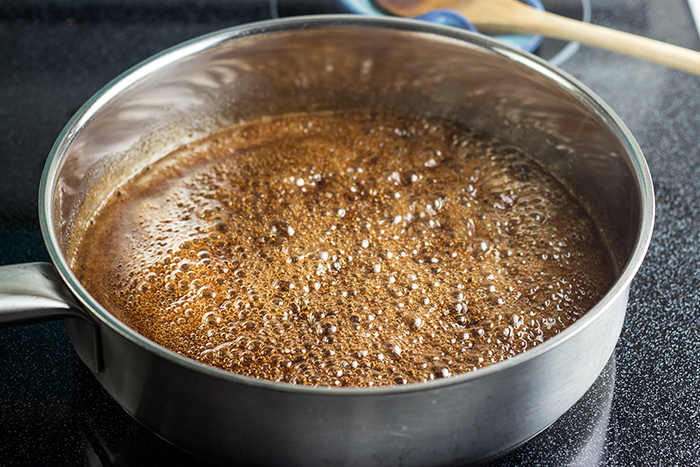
[0,262,102,371]
[0,263,83,326]
[1,16,652,466]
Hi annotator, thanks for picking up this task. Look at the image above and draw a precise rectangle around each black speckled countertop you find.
[1,0,699,465]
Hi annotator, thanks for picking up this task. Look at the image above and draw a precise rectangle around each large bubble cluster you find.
[73,110,616,387]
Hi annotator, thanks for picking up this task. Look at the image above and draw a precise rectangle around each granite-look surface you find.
[2,0,699,465]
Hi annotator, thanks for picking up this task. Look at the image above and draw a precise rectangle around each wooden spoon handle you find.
[476,1,700,75]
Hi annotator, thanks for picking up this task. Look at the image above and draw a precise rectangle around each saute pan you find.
[0,16,653,466]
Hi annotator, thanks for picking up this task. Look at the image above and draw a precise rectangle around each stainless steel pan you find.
[0,16,654,466]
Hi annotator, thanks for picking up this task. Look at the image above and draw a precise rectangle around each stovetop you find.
[2,0,700,465]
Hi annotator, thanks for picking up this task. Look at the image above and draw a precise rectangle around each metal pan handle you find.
[0,262,102,372]
[0,262,86,325]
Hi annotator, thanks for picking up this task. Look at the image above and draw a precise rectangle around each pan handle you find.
[0,262,102,372]
[0,262,86,325]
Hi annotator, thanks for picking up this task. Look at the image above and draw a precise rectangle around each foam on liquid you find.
[72,110,616,387]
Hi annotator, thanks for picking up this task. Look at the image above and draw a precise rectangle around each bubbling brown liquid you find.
[72,110,616,387]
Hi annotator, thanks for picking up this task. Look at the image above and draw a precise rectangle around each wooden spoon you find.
[376,0,700,75]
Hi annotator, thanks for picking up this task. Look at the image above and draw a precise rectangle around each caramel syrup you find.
[72,110,616,387]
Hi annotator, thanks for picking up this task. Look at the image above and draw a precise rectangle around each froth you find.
[72,110,616,387]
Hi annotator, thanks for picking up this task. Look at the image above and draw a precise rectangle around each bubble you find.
[393,374,408,385]
[198,206,217,220]
[245,338,264,352]
[202,311,221,326]
[270,220,293,237]
[542,317,557,329]
[201,349,215,362]
[431,364,451,379]
[405,313,424,330]
[197,250,210,259]
[197,282,216,298]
